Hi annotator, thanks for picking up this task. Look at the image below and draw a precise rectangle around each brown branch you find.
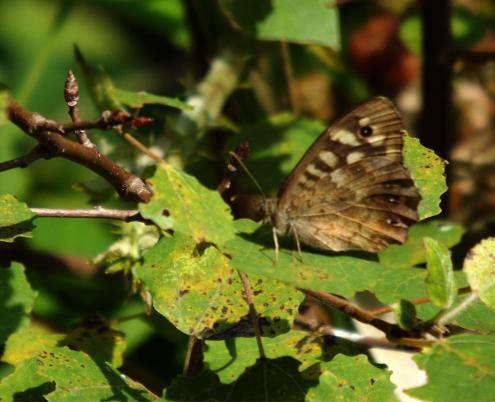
[6,98,153,203]
[0,145,49,172]
[300,288,413,339]
[30,207,151,222]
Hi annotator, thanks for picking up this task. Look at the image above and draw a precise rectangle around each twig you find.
[294,318,425,351]
[280,41,299,113]
[64,70,96,148]
[300,288,411,338]
[238,271,266,358]
[6,98,153,203]
[115,127,164,163]
[30,207,152,222]
[0,146,49,172]
[367,287,471,316]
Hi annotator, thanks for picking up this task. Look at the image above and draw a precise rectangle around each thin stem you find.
[238,271,266,358]
[280,41,299,113]
[30,207,147,222]
[367,287,471,316]
[116,128,164,163]
[300,288,409,338]
[0,146,48,172]
[183,336,204,376]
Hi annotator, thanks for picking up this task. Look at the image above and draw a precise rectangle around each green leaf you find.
[0,358,54,402]
[407,335,495,402]
[93,221,161,274]
[392,299,417,331]
[423,237,456,308]
[225,220,427,305]
[463,237,495,310]
[135,233,302,337]
[0,262,37,344]
[453,297,495,334]
[403,135,447,219]
[76,47,189,112]
[60,316,127,367]
[167,353,393,401]
[139,163,235,246]
[115,89,190,110]
[221,0,341,49]
[379,221,464,269]
[205,330,324,383]
[0,194,36,242]
[2,325,63,366]
[226,113,326,194]
[6,347,157,401]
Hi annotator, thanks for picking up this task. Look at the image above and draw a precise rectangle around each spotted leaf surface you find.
[135,233,302,337]
[139,163,235,246]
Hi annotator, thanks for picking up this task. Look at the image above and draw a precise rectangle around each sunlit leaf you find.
[115,89,189,110]
[167,353,393,401]
[424,237,456,308]
[225,220,427,305]
[220,0,341,49]
[0,194,36,243]
[464,237,495,310]
[135,233,302,337]
[379,221,464,269]
[2,347,154,400]
[403,135,447,220]
[407,335,495,402]
[139,163,235,246]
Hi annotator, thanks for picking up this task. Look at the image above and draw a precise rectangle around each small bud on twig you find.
[64,70,79,107]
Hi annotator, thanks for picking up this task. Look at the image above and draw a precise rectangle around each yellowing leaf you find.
[139,163,235,246]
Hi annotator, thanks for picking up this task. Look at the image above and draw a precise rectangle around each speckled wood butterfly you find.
[259,97,421,254]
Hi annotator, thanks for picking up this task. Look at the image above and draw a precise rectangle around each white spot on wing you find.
[306,163,325,178]
[346,151,365,164]
[359,117,371,127]
[319,150,338,168]
[332,130,361,146]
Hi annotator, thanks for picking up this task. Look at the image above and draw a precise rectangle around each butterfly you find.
[246,97,421,256]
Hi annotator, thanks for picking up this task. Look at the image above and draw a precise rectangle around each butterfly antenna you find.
[229,151,267,200]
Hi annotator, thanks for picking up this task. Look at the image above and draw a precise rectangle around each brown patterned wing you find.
[273,97,420,252]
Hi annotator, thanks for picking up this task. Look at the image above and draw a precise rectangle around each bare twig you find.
[280,41,299,113]
[294,318,425,351]
[65,70,96,148]
[6,98,153,203]
[30,207,152,222]
[0,145,49,172]
[367,287,471,316]
[300,288,412,339]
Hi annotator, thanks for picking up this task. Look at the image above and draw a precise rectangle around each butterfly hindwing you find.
[273,97,420,252]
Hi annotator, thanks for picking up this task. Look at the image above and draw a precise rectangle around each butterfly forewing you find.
[273,97,420,252]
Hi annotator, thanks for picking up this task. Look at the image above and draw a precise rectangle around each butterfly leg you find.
[272,226,280,263]
[290,224,304,262]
